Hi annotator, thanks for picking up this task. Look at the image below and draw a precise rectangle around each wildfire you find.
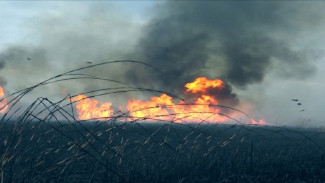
[250,119,266,125]
[126,77,230,123]
[185,77,224,93]
[127,94,173,121]
[0,85,8,114]
[70,94,113,120]
[126,93,229,122]
[70,77,265,124]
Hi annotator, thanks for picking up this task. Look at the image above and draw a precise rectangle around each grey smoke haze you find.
[0,61,5,86]
[129,2,323,93]
[0,2,142,98]
[1,2,323,94]
[0,1,325,125]
[0,46,49,88]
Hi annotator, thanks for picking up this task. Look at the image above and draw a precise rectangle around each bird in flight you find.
[86,62,93,64]
[27,57,32,61]
[297,103,302,105]
[300,109,305,112]
[291,99,298,101]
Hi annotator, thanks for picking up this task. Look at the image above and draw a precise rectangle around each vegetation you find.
[0,60,324,182]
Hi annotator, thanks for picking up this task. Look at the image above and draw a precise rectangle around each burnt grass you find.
[1,121,325,183]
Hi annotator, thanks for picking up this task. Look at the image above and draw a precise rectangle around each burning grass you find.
[68,75,256,124]
[0,60,324,182]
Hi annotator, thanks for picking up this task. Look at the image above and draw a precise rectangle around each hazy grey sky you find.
[0,1,325,126]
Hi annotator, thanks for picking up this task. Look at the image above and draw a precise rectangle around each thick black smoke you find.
[128,2,323,104]
[206,83,239,106]
[185,82,239,107]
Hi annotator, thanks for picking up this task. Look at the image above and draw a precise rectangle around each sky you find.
[0,1,325,126]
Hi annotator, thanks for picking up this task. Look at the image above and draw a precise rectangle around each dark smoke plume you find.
[0,61,5,86]
[185,81,239,108]
[128,1,323,104]
[206,83,239,106]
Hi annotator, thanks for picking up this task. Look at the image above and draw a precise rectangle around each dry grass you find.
[0,60,324,182]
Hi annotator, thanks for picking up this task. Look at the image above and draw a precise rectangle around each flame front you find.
[127,77,230,123]
[70,77,265,124]
[70,94,113,120]
[0,85,8,114]
[127,94,173,121]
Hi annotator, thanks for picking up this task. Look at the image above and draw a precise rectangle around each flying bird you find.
[27,57,32,61]
[300,109,305,112]
[291,99,298,101]
[86,62,93,64]
[297,103,302,105]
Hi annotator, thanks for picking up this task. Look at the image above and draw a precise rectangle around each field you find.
[0,61,325,182]
[1,121,325,183]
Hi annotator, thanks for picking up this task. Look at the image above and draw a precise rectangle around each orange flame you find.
[250,119,266,125]
[126,95,228,123]
[70,77,266,125]
[0,85,8,114]
[127,94,173,121]
[185,77,224,93]
[70,94,113,120]
[126,77,231,123]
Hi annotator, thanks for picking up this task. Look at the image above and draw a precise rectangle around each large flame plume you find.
[127,77,229,122]
[0,85,8,114]
[71,77,265,124]
[185,77,224,93]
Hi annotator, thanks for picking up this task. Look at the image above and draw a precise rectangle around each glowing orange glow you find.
[61,87,67,96]
[126,93,229,123]
[185,77,224,93]
[168,95,229,123]
[0,85,8,114]
[0,86,5,98]
[127,94,173,121]
[70,94,113,120]
[250,119,266,125]
[70,77,266,125]
[126,77,230,123]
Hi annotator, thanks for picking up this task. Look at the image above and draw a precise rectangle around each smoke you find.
[128,1,324,98]
[1,1,325,120]
[205,83,239,106]
[0,61,5,86]
[0,2,142,100]
[0,62,5,70]
[0,46,50,90]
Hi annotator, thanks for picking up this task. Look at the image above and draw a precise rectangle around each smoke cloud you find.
[0,2,142,99]
[0,46,50,90]
[1,1,325,123]
[0,61,5,86]
[128,1,324,97]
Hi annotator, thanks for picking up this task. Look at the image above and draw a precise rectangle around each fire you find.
[250,119,266,125]
[126,77,231,123]
[0,85,8,114]
[70,94,113,120]
[127,94,173,121]
[126,96,228,123]
[185,77,224,93]
[70,77,266,125]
